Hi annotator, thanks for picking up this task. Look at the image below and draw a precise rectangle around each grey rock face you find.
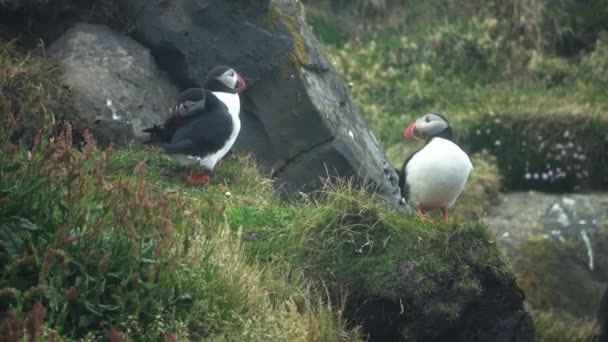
[48,22,178,146]
[113,0,404,208]
[115,0,290,87]
[485,191,608,317]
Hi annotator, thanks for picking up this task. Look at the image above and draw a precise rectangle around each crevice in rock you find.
[271,135,335,178]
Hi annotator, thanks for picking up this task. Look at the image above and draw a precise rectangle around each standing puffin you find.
[144,66,247,184]
[397,113,473,223]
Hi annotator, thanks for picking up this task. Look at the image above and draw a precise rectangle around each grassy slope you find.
[0,40,516,340]
[0,42,359,341]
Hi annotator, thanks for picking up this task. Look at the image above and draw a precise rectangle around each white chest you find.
[212,91,240,118]
[176,92,241,171]
[405,138,473,209]
[196,92,241,170]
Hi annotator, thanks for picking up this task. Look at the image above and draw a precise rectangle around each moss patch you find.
[265,4,309,66]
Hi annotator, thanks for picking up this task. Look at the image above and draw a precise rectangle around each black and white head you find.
[204,66,247,94]
[171,88,206,118]
[403,112,453,141]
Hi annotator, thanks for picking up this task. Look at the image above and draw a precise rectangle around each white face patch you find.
[217,68,238,89]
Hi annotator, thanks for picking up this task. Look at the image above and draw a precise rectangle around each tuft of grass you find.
[233,179,518,339]
[294,181,511,297]
[0,40,76,145]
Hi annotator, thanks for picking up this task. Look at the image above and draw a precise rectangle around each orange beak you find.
[403,122,419,140]
[236,75,247,92]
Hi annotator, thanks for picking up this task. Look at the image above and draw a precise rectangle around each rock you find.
[113,0,404,208]
[48,22,178,147]
[0,0,55,12]
[347,272,535,342]
[600,286,608,342]
[484,191,608,317]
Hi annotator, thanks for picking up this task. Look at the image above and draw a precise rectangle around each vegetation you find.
[0,37,518,340]
[0,127,362,340]
[304,0,607,340]
[2,0,607,340]
[234,181,517,339]
[308,0,608,192]
[0,41,360,340]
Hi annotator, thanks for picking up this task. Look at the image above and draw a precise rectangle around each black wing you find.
[164,100,233,157]
[397,147,422,203]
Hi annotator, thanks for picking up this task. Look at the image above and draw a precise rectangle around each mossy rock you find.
[264,3,309,66]
[462,112,608,191]
[485,192,608,318]
[238,184,533,341]
[511,237,605,317]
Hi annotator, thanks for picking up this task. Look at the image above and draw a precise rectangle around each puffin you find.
[143,87,207,144]
[397,113,473,223]
[143,66,247,184]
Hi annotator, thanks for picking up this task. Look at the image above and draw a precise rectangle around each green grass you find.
[228,180,517,339]
[3,1,607,338]
[305,1,608,339]
[0,130,363,341]
[0,41,361,341]
[0,125,512,340]
[316,6,608,192]
[0,38,520,340]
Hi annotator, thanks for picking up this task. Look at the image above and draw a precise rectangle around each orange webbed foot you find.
[190,171,210,185]
[441,208,449,222]
[416,205,435,224]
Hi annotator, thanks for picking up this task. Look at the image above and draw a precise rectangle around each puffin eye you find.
[425,116,431,123]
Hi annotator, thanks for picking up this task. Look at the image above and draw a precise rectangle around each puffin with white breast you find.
[397,113,473,223]
[143,66,247,184]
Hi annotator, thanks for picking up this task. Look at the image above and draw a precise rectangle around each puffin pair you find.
[144,66,247,184]
[398,113,473,223]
